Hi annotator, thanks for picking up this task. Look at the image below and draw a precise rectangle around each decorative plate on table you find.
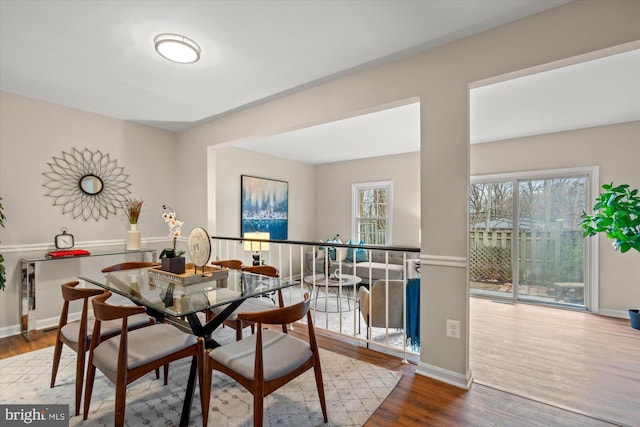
[187,227,211,269]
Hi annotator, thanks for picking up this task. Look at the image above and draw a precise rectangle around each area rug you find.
[0,328,401,426]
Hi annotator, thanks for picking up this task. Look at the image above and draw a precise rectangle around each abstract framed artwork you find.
[241,175,288,240]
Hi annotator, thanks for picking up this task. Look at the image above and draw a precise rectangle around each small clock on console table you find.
[46,228,90,258]
[54,227,74,249]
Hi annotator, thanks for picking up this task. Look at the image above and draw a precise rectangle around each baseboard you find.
[0,324,20,339]
[597,308,631,319]
[0,312,81,339]
[416,361,473,390]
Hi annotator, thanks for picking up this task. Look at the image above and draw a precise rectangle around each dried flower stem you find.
[124,198,144,224]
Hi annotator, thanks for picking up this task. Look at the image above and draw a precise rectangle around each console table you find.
[20,248,157,341]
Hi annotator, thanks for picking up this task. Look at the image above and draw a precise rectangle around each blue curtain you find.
[405,278,420,351]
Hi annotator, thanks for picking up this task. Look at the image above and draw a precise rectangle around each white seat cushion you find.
[209,329,312,381]
[92,324,197,381]
[210,297,278,321]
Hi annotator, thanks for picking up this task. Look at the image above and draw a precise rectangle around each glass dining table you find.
[79,265,298,426]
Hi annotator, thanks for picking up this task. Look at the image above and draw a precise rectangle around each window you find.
[470,167,597,310]
[352,181,392,245]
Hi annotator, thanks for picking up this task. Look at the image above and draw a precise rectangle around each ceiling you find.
[6,1,636,165]
[1,1,568,127]
[238,47,639,164]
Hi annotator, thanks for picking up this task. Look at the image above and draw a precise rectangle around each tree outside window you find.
[352,181,392,245]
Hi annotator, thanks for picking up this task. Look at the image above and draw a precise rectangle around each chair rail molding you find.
[0,237,174,253]
[419,254,467,269]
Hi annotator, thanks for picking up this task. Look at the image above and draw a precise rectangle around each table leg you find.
[179,355,198,427]
[177,298,249,425]
[20,261,36,341]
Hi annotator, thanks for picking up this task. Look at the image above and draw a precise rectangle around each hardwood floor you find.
[2,298,637,426]
[469,297,639,427]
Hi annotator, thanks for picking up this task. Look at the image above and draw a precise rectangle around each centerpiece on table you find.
[124,198,143,250]
[160,205,186,274]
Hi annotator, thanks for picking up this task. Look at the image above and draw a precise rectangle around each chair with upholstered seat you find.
[210,259,244,270]
[83,291,206,427]
[202,293,327,427]
[100,261,160,272]
[241,264,278,277]
[101,261,174,382]
[209,264,285,340]
[358,279,405,344]
[50,281,156,416]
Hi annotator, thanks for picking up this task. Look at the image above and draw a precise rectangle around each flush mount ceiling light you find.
[154,33,201,64]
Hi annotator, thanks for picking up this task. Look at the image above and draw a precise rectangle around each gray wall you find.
[208,145,316,271]
[315,152,420,247]
[0,92,176,333]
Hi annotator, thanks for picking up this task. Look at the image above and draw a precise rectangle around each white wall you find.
[315,152,420,246]
[471,121,640,314]
[0,92,176,334]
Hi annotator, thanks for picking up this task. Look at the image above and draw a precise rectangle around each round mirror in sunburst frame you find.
[43,148,131,221]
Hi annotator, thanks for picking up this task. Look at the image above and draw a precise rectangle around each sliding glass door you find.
[469,182,514,299]
[517,178,586,305]
[470,171,590,308]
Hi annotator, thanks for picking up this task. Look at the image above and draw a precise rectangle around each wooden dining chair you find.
[83,291,206,427]
[210,259,244,270]
[209,264,285,340]
[240,264,278,277]
[50,281,156,416]
[100,261,160,272]
[101,261,174,382]
[202,293,327,427]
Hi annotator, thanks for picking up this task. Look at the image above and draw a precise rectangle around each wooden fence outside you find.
[469,229,583,284]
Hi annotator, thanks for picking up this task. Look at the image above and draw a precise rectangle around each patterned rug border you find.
[0,333,401,426]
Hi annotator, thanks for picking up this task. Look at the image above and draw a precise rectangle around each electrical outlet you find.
[446,319,461,339]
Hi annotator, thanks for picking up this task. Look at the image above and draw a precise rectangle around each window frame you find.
[351,180,393,245]
[470,166,599,312]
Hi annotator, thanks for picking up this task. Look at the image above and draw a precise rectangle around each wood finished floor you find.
[1,298,637,426]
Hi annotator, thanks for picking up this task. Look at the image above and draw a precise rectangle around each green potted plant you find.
[581,182,640,329]
[0,196,6,291]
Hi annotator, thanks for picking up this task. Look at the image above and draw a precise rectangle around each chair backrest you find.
[101,262,160,273]
[211,259,243,270]
[58,281,106,339]
[241,265,279,278]
[90,291,147,341]
[358,279,404,329]
[61,280,105,302]
[91,291,146,321]
[238,294,310,326]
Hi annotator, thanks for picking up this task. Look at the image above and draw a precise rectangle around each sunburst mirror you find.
[43,148,131,221]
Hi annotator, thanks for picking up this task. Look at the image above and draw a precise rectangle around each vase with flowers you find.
[124,198,143,250]
[160,205,186,274]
